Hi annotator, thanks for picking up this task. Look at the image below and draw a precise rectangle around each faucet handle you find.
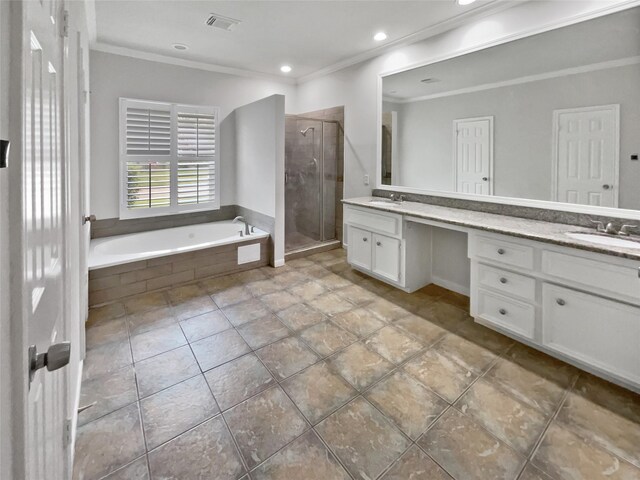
[619,224,638,236]
[588,219,605,232]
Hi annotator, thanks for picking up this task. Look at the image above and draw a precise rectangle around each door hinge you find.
[64,418,73,446]
[61,10,69,37]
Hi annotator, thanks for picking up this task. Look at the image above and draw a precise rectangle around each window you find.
[119,98,219,218]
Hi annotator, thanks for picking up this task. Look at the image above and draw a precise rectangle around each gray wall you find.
[395,63,640,209]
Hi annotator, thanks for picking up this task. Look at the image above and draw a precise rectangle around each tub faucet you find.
[233,216,250,236]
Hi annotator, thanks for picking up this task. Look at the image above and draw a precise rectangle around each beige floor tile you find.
[236,314,291,349]
[316,397,410,480]
[127,306,177,336]
[276,303,325,331]
[289,281,327,302]
[191,329,251,371]
[199,275,241,294]
[308,293,354,317]
[251,430,350,480]
[78,365,137,426]
[485,344,577,416]
[82,338,133,381]
[135,345,200,398]
[124,291,169,315]
[261,291,302,312]
[300,321,357,357]
[418,408,525,480]
[299,264,332,279]
[364,326,423,364]
[148,416,245,480]
[556,374,640,468]
[245,278,284,297]
[394,314,447,346]
[282,362,357,424]
[272,270,307,288]
[416,300,469,331]
[380,445,452,480]
[179,310,232,342]
[224,386,308,469]
[404,349,476,403]
[101,456,149,480]
[73,403,145,480]
[222,298,273,326]
[140,375,219,450]
[130,323,187,362]
[455,320,514,354]
[86,317,129,350]
[212,286,253,309]
[532,423,640,480]
[332,308,385,338]
[171,296,217,321]
[316,273,353,291]
[256,337,319,380]
[366,298,412,322]
[231,268,268,284]
[366,371,448,440]
[519,463,554,480]
[166,283,207,305]
[284,257,316,269]
[328,342,394,391]
[88,302,126,324]
[433,333,499,374]
[204,353,276,411]
[456,379,549,455]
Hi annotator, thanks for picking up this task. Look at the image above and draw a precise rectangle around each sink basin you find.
[565,232,640,249]
[369,199,400,207]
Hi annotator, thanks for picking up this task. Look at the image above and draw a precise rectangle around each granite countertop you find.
[343,197,640,261]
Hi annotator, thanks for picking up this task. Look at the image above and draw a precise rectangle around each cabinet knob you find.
[499,277,507,284]
[556,298,566,306]
[497,248,505,255]
[363,237,368,242]
[499,308,507,315]
[376,241,382,246]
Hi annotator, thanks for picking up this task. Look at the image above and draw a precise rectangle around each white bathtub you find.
[89,220,269,269]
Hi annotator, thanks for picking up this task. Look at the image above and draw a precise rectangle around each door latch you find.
[0,140,9,168]
[29,342,71,383]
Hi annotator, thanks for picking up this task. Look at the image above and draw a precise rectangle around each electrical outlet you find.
[364,174,370,185]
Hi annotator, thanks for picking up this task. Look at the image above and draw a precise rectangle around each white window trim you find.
[118,97,221,219]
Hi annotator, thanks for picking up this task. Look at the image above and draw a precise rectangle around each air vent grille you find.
[206,13,240,31]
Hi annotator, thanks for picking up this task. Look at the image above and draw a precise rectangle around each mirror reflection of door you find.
[552,105,619,207]
[454,116,494,195]
[381,111,397,185]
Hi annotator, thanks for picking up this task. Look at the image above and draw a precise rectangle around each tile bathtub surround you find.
[75,249,640,480]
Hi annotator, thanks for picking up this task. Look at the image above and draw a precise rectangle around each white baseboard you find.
[431,275,470,297]
[273,258,285,267]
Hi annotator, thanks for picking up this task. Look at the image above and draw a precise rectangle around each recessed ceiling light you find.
[374,32,388,42]
[172,43,188,51]
[457,0,477,5]
[280,65,292,73]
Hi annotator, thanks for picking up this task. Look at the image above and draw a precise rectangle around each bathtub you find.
[89,220,269,270]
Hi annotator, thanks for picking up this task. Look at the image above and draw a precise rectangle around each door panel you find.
[553,105,619,207]
[455,117,493,195]
[347,226,372,270]
[372,233,400,282]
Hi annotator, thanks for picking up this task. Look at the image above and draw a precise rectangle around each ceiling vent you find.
[206,13,241,31]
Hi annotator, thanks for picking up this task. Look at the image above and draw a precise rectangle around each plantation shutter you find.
[176,106,218,206]
[125,106,171,155]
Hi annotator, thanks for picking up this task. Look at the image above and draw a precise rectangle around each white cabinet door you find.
[372,233,401,282]
[542,283,640,386]
[348,226,372,271]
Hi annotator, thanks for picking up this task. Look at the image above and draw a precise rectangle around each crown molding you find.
[90,43,297,85]
[297,0,515,85]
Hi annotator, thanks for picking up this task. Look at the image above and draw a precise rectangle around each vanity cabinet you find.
[469,231,640,390]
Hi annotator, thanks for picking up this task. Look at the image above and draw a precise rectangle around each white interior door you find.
[22,1,70,478]
[552,105,619,207]
[454,116,494,195]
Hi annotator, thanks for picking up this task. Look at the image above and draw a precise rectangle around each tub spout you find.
[233,216,250,236]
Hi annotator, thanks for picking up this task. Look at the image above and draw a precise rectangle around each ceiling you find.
[92,0,500,80]
[383,6,640,101]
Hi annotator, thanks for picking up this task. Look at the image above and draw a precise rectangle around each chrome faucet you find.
[232,216,250,236]
[619,224,638,236]
[389,193,406,203]
[589,219,638,236]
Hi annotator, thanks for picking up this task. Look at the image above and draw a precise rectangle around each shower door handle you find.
[285,172,289,184]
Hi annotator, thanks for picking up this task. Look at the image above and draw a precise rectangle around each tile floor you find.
[73,249,640,480]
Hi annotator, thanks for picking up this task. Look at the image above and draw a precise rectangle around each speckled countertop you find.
[343,197,640,261]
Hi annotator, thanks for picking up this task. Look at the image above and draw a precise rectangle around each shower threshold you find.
[285,239,342,260]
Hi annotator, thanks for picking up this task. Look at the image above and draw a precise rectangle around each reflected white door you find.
[23,0,69,478]
[552,105,619,207]
[454,117,493,195]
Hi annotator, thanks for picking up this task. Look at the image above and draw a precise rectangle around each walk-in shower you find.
[285,110,344,253]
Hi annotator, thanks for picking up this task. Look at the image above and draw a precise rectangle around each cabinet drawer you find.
[542,250,640,304]
[477,289,535,339]
[472,235,535,270]
[372,233,401,282]
[542,283,640,386]
[347,226,372,271]
[345,206,401,237]
[478,264,536,301]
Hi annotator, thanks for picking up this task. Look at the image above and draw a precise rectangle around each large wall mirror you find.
[380,6,640,213]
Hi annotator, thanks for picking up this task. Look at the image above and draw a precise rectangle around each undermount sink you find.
[369,199,400,207]
[565,232,640,249]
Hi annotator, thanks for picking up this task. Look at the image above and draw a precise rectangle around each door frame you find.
[452,116,495,195]
[551,104,620,206]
